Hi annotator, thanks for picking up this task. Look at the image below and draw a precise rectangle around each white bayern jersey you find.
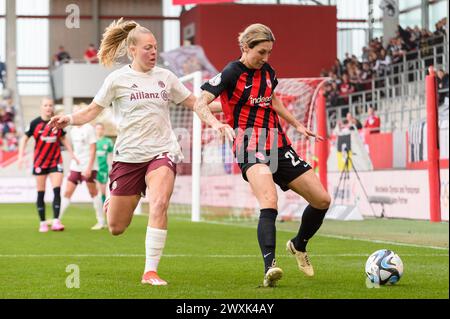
[69,123,99,172]
[93,65,191,163]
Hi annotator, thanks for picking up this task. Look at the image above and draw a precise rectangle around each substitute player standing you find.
[48,18,234,285]
[17,97,77,232]
[58,104,104,230]
[95,122,114,206]
[197,23,331,287]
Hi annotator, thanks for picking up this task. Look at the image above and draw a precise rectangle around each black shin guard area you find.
[52,187,61,219]
[37,191,46,221]
[257,208,278,273]
[292,205,328,252]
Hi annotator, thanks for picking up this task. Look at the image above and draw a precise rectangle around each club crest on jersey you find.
[161,90,169,101]
[158,81,165,88]
[209,73,222,86]
[266,78,272,88]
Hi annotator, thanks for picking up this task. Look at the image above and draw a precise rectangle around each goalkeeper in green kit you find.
[95,123,114,228]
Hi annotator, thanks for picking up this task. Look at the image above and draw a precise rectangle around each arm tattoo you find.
[194,93,219,127]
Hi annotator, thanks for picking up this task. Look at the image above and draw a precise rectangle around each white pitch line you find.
[318,234,449,251]
[173,217,449,251]
[0,253,447,258]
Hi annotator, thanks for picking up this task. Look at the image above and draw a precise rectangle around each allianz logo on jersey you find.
[130,90,168,102]
[40,135,57,143]
[249,95,272,107]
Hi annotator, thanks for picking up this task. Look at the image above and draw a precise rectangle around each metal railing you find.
[327,37,448,133]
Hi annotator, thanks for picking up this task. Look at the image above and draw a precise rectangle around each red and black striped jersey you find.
[201,61,290,154]
[25,117,66,169]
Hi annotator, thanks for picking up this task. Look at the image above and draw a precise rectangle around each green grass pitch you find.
[0,203,448,299]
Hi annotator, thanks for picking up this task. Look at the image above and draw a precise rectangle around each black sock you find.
[52,187,61,219]
[257,208,278,274]
[292,205,328,252]
[37,191,45,222]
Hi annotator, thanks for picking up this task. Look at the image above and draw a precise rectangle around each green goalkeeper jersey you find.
[96,137,114,172]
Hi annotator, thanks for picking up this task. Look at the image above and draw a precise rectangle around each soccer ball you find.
[365,249,404,285]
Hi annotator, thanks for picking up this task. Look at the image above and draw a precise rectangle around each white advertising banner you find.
[0,178,93,203]
[328,169,449,221]
[1,169,448,221]
[440,168,449,221]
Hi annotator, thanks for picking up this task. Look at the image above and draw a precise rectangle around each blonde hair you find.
[98,17,153,67]
[238,23,275,51]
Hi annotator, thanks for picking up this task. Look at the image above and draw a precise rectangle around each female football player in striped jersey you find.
[18,97,77,232]
[48,18,234,286]
[198,23,331,287]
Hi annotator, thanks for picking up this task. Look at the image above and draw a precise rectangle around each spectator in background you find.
[5,132,17,151]
[434,18,447,37]
[3,98,15,122]
[53,46,72,66]
[361,46,369,62]
[339,73,355,104]
[397,25,416,51]
[84,44,99,64]
[373,49,391,77]
[328,70,341,85]
[347,63,361,90]
[325,81,340,108]
[0,107,5,136]
[364,107,381,134]
[343,112,362,131]
[391,38,406,64]
[360,62,373,85]
[0,97,15,139]
[0,57,6,88]
[332,59,343,77]
[437,68,449,105]
[343,53,352,68]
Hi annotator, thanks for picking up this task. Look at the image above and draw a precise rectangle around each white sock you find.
[59,197,71,220]
[144,227,167,273]
[93,195,105,225]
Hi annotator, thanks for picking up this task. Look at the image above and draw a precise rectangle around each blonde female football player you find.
[196,23,331,287]
[49,18,234,285]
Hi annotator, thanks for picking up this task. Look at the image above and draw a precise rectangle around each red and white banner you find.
[173,0,234,5]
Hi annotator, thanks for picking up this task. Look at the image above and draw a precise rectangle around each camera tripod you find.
[333,149,377,217]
